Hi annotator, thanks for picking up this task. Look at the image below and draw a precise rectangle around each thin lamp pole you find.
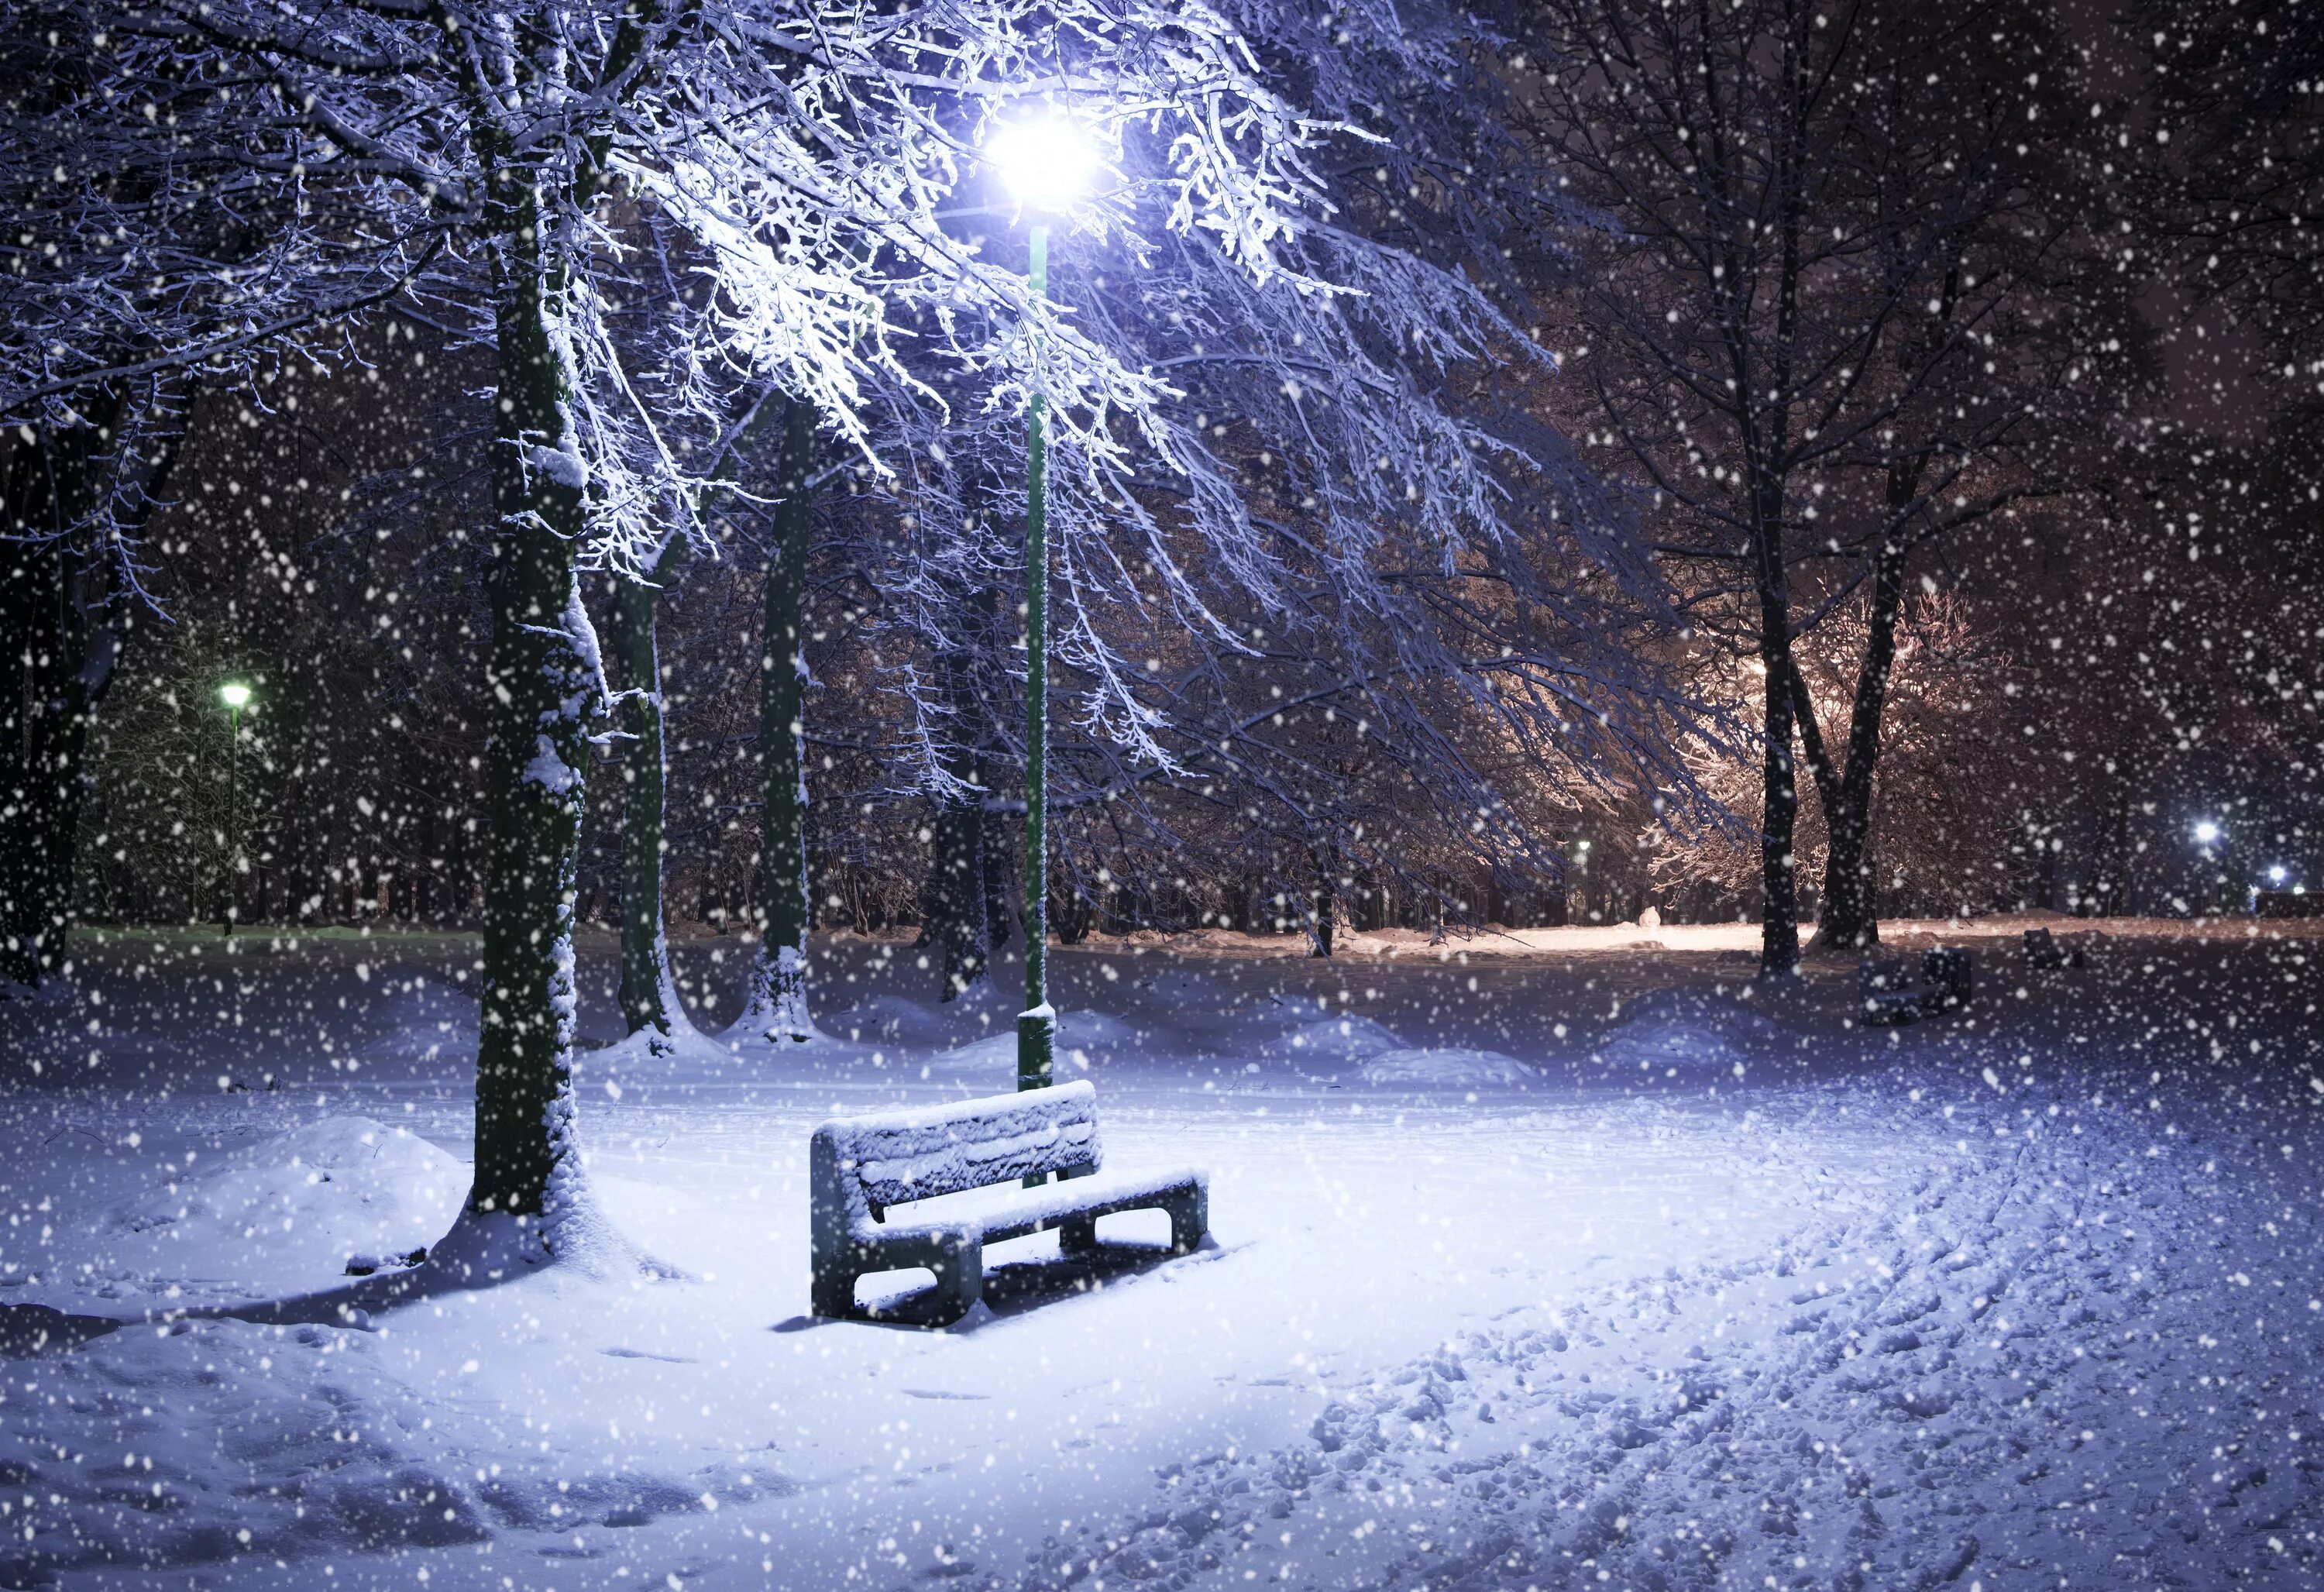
[1017,220,1054,1096]
[223,693,242,937]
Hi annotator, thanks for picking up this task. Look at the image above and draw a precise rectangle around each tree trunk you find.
[610,386,784,1042]
[1752,473,1800,976]
[737,398,816,1043]
[2033,827,2060,913]
[0,390,169,989]
[611,555,684,1046]
[1308,838,1336,958]
[1807,509,1912,951]
[469,204,602,1225]
[927,576,991,999]
[1052,876,1093,944]
[930,789,988,998]
[980,766,1016,955]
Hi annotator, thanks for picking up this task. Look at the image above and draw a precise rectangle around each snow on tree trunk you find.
[738,398,816,1044]
[469,201,603,1226]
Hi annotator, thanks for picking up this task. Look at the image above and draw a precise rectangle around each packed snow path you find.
[0,924,2317,1591]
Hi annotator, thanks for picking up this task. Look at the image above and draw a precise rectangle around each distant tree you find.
[1512,0,2138,966]
[2140,0,2324,448]
[821,0,1703,973]
[0,9,424,988]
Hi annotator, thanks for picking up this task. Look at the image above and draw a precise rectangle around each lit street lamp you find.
[219,680,252,937]
[2192,819,2221,847]
[985,114,1098,1097]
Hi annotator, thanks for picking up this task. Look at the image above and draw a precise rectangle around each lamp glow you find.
[219,682,251,710]
[2269,865,2288,885]
[984,115,1099,214]
[2193,820,2220,844]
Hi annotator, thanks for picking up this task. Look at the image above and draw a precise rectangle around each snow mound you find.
[1359,1047,1534,1086]
[0,1313,757,1587]
[100,1117,463,1295]
[0,974,72,1007]
[1593,988,1772,1075]
[1258,1014,1400,1066]
[827,982,1023,1047]
[1243,989,1336,1030]
[927,1010,1142,1077]
[66,1030,198,1074]
[1119,967,1239,1010]
[590,1019,742,1084]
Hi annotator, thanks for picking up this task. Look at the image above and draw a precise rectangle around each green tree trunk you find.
[612,388,785,1047]
[979,777,1016,954]
[928,579,992,999]
[468,196,603,1225]
[611,547,685,1047]
[930,791,989,998]
[737,398,817,1042]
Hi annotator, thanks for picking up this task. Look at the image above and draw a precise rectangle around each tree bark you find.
[930,795,989,999]
[1308,837,1337,958]
[1806,473,1917,951]
[927,570,991,999]
[468,195,602,1222]
[1752,474,1801,976]
[737,398,816,1042]
[979,766,1016,955]
[611,550,684,1046]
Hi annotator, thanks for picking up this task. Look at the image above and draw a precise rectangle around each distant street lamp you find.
[2192,819,2221,846]
[985,113,1098,1097]
[219,680,252,937]
[2269,865,2289,885]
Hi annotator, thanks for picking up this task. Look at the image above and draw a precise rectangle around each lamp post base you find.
[1016,1003,1056,1092]
[1018,1003,1057,1188]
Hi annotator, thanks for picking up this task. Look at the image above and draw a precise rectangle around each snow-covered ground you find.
[2,921,2319,1591]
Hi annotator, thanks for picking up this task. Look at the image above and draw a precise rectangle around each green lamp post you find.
[219,679,252,936]
[985,115,1098,1096]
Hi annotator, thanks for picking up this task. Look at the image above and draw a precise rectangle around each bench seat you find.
[810,1081,1208,1324]
[865,1164,1208,1251]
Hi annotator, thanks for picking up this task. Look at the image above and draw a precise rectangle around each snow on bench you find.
[809,1080,1208,1323]
[2022,927,2085,969]
[1860,947,1975,1026]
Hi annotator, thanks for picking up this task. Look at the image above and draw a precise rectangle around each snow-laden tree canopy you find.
[63,0,1362,579]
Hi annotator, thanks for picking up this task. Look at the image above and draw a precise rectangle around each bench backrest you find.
[812,1081,1103,1222]
[1922,945,1973,1003]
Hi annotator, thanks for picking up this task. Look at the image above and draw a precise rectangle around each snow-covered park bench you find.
[1861,947,1976,1026]
[810,1081,1208,1325]
[2023,927,2085,969]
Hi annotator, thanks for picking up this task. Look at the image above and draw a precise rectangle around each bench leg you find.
[1165,1184,1208,1256]
[1059,1215,1101,1259]
[927,1236,983,1326]
[811,1263,858,1319]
